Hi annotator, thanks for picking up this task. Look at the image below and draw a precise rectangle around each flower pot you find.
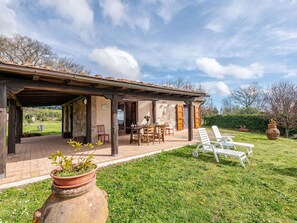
[266,124,280,140]
[50,165,98,188]
[33,177,108,223]
[239,128,249,132]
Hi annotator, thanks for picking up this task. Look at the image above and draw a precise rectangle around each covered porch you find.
[0,130,198,185]
[0,62,206,180]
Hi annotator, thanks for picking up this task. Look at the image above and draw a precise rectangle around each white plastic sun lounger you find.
[212,126,254,156]
[192,128,250,168]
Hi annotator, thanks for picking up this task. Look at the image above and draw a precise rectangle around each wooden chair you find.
[142,125,155,145]
[155,125,165,143]
[165,122,174,135]
[97,125,109,143]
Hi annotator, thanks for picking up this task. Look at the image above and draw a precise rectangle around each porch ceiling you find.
[0,62,208,107]
[17,89,79,107]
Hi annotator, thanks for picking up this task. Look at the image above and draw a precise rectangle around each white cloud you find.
[201,81,231,96]
[39,0,94,39]
[196,57,263,80]
[0,0,17,36]
[284,72,297,78]
[99,0,150,31]
[99,0,126,25]
[89,47,141,80]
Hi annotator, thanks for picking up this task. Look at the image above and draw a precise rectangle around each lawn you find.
[22,121,61,136]
[0,130,297,222]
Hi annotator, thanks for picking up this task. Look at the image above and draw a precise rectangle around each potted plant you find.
[144,115,150,125]
[266,118,280,140]
[239,125,249,132]
[33,140,109,223]
[49,140,102,187]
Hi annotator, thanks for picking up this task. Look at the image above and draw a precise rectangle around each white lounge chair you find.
[192,128,250,168]
[212,126,254,156]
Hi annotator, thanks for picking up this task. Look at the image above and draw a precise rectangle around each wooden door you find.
[176,105,184,130]
[194,106,201,128]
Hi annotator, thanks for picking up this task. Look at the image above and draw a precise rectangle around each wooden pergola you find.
[0,62,207,179]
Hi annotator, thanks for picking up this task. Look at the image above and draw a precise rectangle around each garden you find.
[0,129,296,222]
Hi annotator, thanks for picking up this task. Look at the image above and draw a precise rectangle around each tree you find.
[265,81,297,137]
[161,77,195,90]
[220,98,241,115]
[230,83,263,112]
[0,34,89,74]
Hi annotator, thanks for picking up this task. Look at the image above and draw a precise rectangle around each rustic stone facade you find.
[73,99,86,138]
[156,101,177,128]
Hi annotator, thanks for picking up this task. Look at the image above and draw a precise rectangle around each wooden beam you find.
[62,106,64,136]
[86,96,92,143]
[0,84,7,178]
[16,107,22,144]
[4,78,199,102]
[152,100,157,124]
[111,95,119,156]
[186,101,193,141]
[33,75,39,81]
[8,98,16,154]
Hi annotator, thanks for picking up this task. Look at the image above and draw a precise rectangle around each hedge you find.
[203,115,268,133]
[203,115,297,136]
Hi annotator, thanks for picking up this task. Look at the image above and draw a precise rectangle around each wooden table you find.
[129,125,165,145]
[129,126,143,145]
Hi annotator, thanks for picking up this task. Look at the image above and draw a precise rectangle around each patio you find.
[0,130,198,186]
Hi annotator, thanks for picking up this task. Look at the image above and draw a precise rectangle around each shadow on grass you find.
[274,167,297,177]
[167,148,239,167]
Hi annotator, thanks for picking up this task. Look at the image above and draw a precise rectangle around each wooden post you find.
[86,96,92,143]
[111,95,119,156]
[16,107,21,144]
[187,101,193,141]
[70,105,73,138]
[0,84,7,178]
[8,98,16,154]
[20,108,23,139]
[61,106,64,137]
[152,100,157,124]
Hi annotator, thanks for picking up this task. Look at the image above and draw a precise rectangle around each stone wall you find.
[73,98,86,137]
[156,101,178,128]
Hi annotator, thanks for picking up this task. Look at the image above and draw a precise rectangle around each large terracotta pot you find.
[50,166,98,188]
[266,124,280,140]
[33,168,108,223]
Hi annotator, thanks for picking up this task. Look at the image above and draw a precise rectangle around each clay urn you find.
[266,121,280,140]
[33,166,108,223]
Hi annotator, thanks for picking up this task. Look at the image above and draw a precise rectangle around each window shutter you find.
[194,106,201,128]
[176,105,184,130]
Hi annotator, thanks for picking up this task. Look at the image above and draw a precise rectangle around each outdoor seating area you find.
[130,124,166,145]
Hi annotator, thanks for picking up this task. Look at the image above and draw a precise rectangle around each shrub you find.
[203,114,297,136]
[203,115,268,132]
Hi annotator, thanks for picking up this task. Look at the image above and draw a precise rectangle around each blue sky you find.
[1,0,297,107]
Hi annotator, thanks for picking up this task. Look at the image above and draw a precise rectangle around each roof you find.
[0,61,207,106]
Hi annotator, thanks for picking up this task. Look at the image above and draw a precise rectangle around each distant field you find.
[23,121,61,136]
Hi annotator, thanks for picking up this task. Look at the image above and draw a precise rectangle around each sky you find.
[1,0,297,108]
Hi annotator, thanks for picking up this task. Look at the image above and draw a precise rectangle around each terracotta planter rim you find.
[50,164,98,179]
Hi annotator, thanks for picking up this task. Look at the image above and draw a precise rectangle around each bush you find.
[203,115,297,136]
[203,115,268,133]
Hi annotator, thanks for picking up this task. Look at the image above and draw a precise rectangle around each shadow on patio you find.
[1,130,196,185]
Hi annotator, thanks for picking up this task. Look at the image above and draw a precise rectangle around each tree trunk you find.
[285,128,289,138]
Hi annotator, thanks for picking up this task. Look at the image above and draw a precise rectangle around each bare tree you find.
[54,57,90,74]
[162,77,195,90]
[0,34,89,74]
[230,83,263,110]
[265,81,297,137]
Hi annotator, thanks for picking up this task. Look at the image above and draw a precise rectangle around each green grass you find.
[1,130,297,222]
[22,121,61,136]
